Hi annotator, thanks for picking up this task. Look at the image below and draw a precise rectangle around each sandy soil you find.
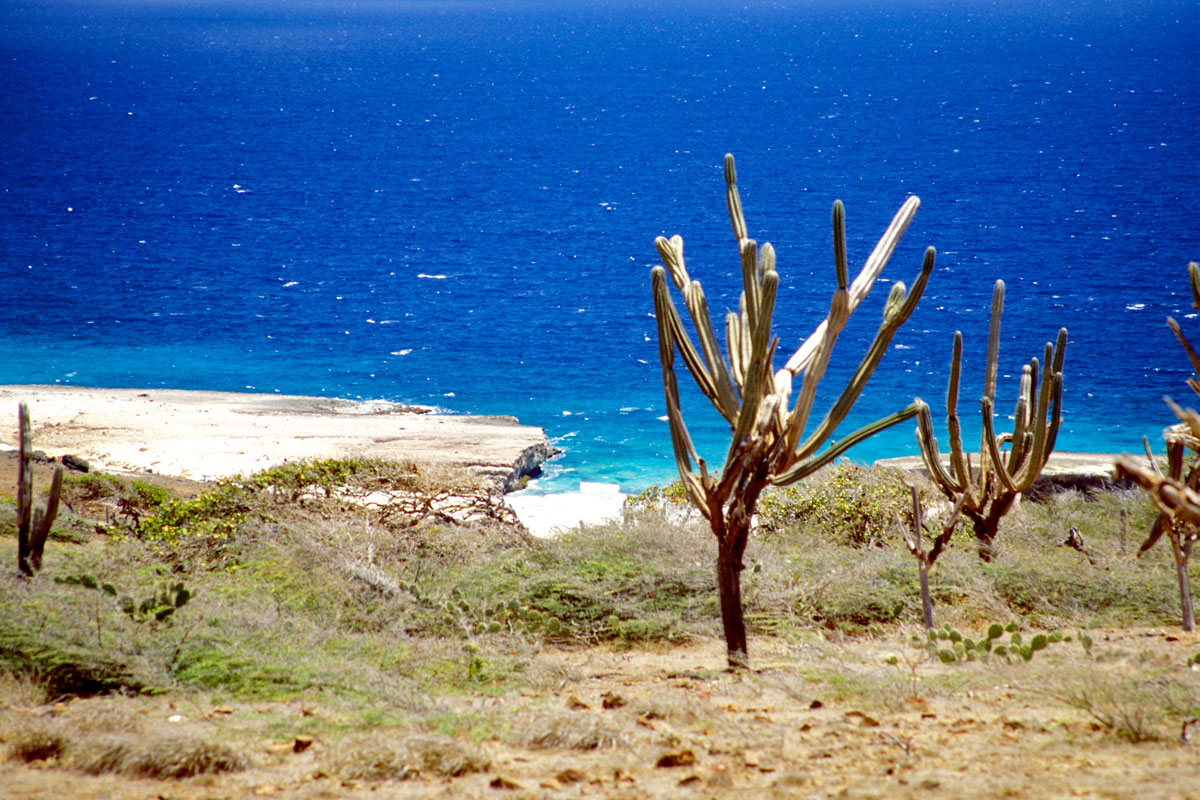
[875,451,1147,478]
[4,631,1200,800]
[0,386,552,489]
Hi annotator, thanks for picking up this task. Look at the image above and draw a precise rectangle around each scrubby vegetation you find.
[2,458,1199,796]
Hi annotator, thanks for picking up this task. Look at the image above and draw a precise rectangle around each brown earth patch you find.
[3,631,1199,799]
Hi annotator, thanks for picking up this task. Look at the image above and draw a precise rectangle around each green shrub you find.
[757,464,918,546]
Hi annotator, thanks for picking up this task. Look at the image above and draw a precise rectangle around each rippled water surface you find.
[2,0,1197,491]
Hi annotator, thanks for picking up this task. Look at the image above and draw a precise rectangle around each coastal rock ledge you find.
[0,385,554,491]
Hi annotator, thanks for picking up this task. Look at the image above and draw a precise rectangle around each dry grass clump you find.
[0,668,49,707]
[324,733,489,781]
[629,694,708,725]
[405,733,491,777]
[70,730,247,778]
[6,718,70,762]
[522,659,582,692]
[510,708,633,750]
[61,700,143,735]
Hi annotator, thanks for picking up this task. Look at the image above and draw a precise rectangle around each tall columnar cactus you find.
[16,402,64,577]
[652,154,934,669]
[914,280,1067,562]
[1123,261,1200,631]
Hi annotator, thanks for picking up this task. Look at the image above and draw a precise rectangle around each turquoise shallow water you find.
[1,0,1197,492]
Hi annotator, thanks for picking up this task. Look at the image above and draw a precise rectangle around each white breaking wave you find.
[506,482,626,538]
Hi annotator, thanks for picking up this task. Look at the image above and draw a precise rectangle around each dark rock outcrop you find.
[61,454,90,473]
[503,441,561,493]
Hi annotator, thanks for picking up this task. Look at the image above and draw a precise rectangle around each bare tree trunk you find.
[1177,540,1195,633]
[971,496,1015,562]
[713,505,754,671]
[716,541,748,670]
[971,516,997,563]
[918,560,934,630]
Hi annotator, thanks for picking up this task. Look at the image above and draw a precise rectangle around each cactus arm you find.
[1041,372,1065,462]
[16,403,34,576]
[1051,327,1067,373]
[1012,358,1065,488]
[1041,328,1069,455]
[781,195,922,378]
[653,271,701,469]
[724,153,748,242]
[759,242,775,283]
[740,240,761,334]
[1143,435,1163,477]
[682,280,740,419]
[832,200,850,291]
[915,401,970,497]
[943,332,971,491]
[983,280,1005,404]
[793,271,928,462]
[1168,317,1200,378]
[1006,364,1033,475]
[972,281,1008,492]
[898,246,936,319]
[738,295,753,384]
[790,247,932,462]
[1117,454,1200,529]
[725,271,779,467]
[774,400,927,485]
[981,397,1020,495]
[652,266,732,420]
[1165,397,1200,445]
[785,288,850,456]
[726,310,744,387]
[29,466,62,573]
[1138,515,1168,556]
[653,277,710,515]
[655,233,691,289]
[656,234,741,417]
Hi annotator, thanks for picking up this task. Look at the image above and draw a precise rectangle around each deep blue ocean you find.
[1,0,1197,493]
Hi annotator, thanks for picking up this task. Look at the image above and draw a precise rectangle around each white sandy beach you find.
[0,385,553,491]
[0,385,640,535]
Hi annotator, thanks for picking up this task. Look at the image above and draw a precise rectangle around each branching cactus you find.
[915,280,1067,562]
[1123,261,1200,631]
[651,154,934,669]
[1116,441,1200,632]
[16,402,65,577]
[897,479,965,630]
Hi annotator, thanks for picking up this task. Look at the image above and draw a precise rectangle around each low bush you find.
[757,464,920,547]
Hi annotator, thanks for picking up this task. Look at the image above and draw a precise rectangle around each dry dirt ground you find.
[4,630,1200,800]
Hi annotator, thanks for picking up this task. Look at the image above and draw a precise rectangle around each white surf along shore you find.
[0,385,628,536]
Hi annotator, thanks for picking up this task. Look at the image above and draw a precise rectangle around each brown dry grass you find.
[2,631,1200,798]
[72,731,248,778]
[324,732,490,781]
[510,706,635,750]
